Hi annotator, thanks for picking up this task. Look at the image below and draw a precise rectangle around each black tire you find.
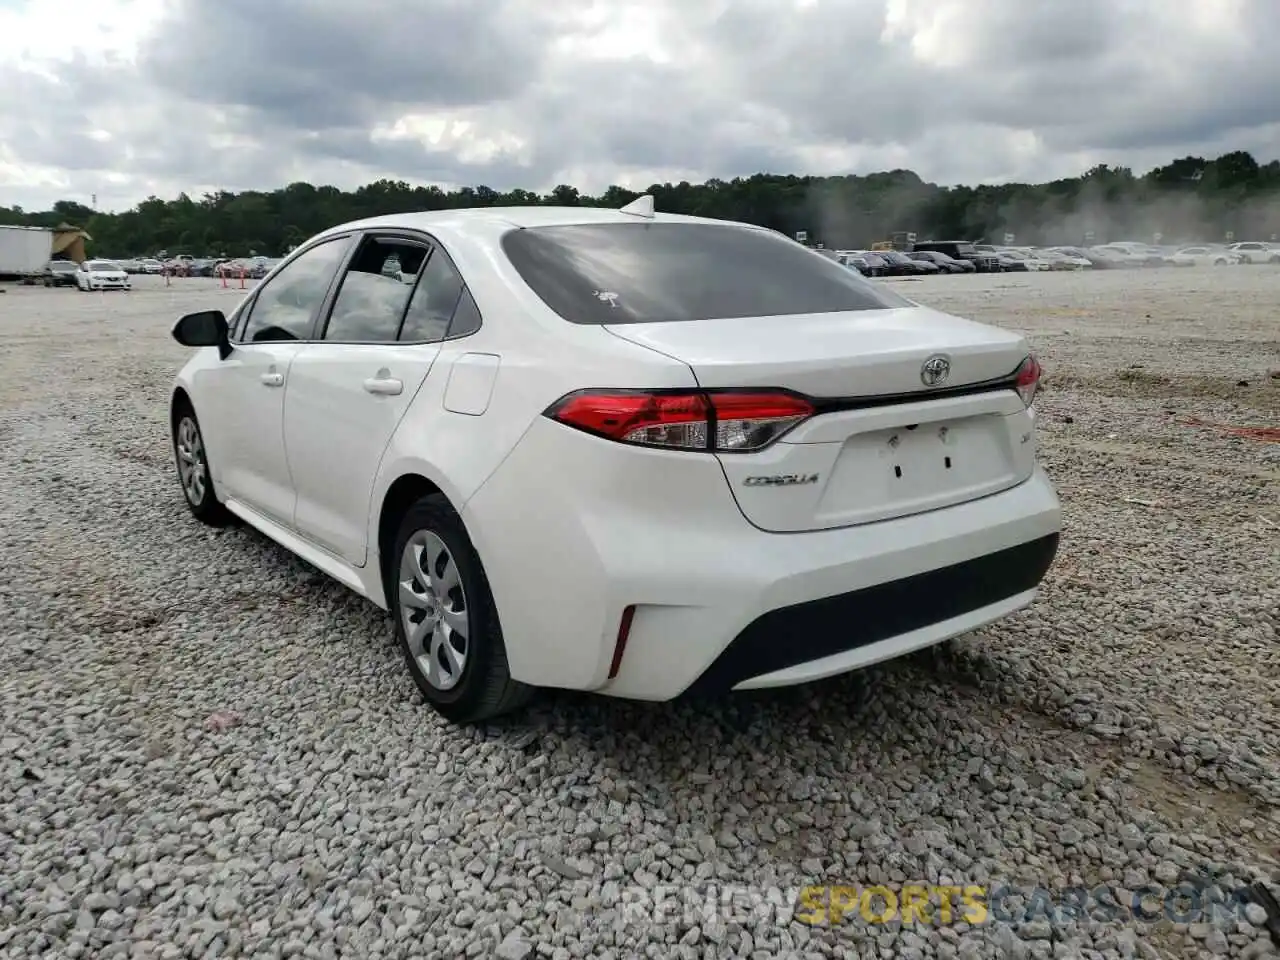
[389,493,533,723]
[171,403,233,527]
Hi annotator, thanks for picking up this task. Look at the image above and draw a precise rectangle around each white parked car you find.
[1035,249,1090,270]
[1165,246,1238,267]
[1225,241,1280,264]
[138,258,165,274]
[998,250,1051,271]
[76,259,131,291]
[167,200,1062,723]
[1089,245,1146,267]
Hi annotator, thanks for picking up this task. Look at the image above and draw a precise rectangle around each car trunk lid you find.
[605,306,1037,532]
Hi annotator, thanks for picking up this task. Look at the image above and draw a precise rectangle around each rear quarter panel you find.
[365,226,699,581]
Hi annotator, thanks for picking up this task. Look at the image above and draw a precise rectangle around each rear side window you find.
[501,222,912,325]
[323,237,427,343]
[398,247,464,342]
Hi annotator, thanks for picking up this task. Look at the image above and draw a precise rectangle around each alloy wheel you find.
[175,416,207,505]
[399,531,470,691]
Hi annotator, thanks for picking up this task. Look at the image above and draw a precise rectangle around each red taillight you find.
[545,389,814,452]
[1015,355,1041,408]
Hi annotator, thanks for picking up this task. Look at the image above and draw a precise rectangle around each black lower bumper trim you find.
[682,532,1059,698]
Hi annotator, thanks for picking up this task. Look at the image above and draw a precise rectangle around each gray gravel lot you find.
[1,269,1277,959]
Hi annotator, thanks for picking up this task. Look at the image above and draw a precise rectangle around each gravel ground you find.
[1,268,1277,960]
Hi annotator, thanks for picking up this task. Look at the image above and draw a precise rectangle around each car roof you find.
[312,205,762,244]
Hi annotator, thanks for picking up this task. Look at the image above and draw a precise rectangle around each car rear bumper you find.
[464,417,1062,701]
[681,531,1056,697]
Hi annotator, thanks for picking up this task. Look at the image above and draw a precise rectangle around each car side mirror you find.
[172,310,232,359]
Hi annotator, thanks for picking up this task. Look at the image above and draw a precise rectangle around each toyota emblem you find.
[921,355,951,386]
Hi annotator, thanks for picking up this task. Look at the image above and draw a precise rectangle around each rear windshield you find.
[500,222,912,325]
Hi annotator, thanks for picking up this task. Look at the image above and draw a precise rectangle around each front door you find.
[283,234,469,566]
[200,341,303,526]
[209,235,353,524]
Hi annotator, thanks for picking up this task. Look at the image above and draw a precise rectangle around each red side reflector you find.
[608,605,636,680]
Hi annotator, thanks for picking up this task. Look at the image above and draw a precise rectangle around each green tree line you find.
[3,150,1278,257]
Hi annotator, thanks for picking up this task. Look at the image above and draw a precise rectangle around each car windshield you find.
[51,261,76,270]
[87,261,120,271]
[500,222,913,325]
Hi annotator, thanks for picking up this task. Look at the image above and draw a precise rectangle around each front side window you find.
[501,222,912,326]
[322,237,427,343]
[240,236,352,343]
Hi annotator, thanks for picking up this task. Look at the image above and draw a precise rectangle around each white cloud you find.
[1,0,1278,213]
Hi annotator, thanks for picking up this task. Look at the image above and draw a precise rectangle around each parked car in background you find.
[1225,241,1280,264]
[846,251,889,277]
[844,255,873,276]
[880,250,938,275]
[909,250,971,273]
[1089,246,1147,268]
[1036,249,1090,270]
[166,200,1061,723]
[218,258,270,280]
[1164,246,1238,267]
[76,259,131,291]
[995,252,1028,272]
[1101,243,1166,267]
[997,250,1051,272]
[1050,246,1120,269]
[912,241,1002,272]
[870,251,919,276]
[42,259,80,287]
[137,258,164,274]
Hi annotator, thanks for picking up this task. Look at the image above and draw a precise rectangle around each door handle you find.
[363,377,404,396]
[260,372,284,387]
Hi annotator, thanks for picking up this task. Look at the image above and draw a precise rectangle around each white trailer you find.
[0,225,54,283]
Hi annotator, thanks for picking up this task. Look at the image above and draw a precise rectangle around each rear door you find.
[282,233,469,566]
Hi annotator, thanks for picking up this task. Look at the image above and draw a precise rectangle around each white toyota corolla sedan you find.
[169,198,1062,723]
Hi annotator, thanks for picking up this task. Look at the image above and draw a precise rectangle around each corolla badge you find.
[920,355,951,386]
[744,474,820,487]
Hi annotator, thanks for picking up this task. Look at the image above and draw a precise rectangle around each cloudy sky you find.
[2,0,1278,212]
